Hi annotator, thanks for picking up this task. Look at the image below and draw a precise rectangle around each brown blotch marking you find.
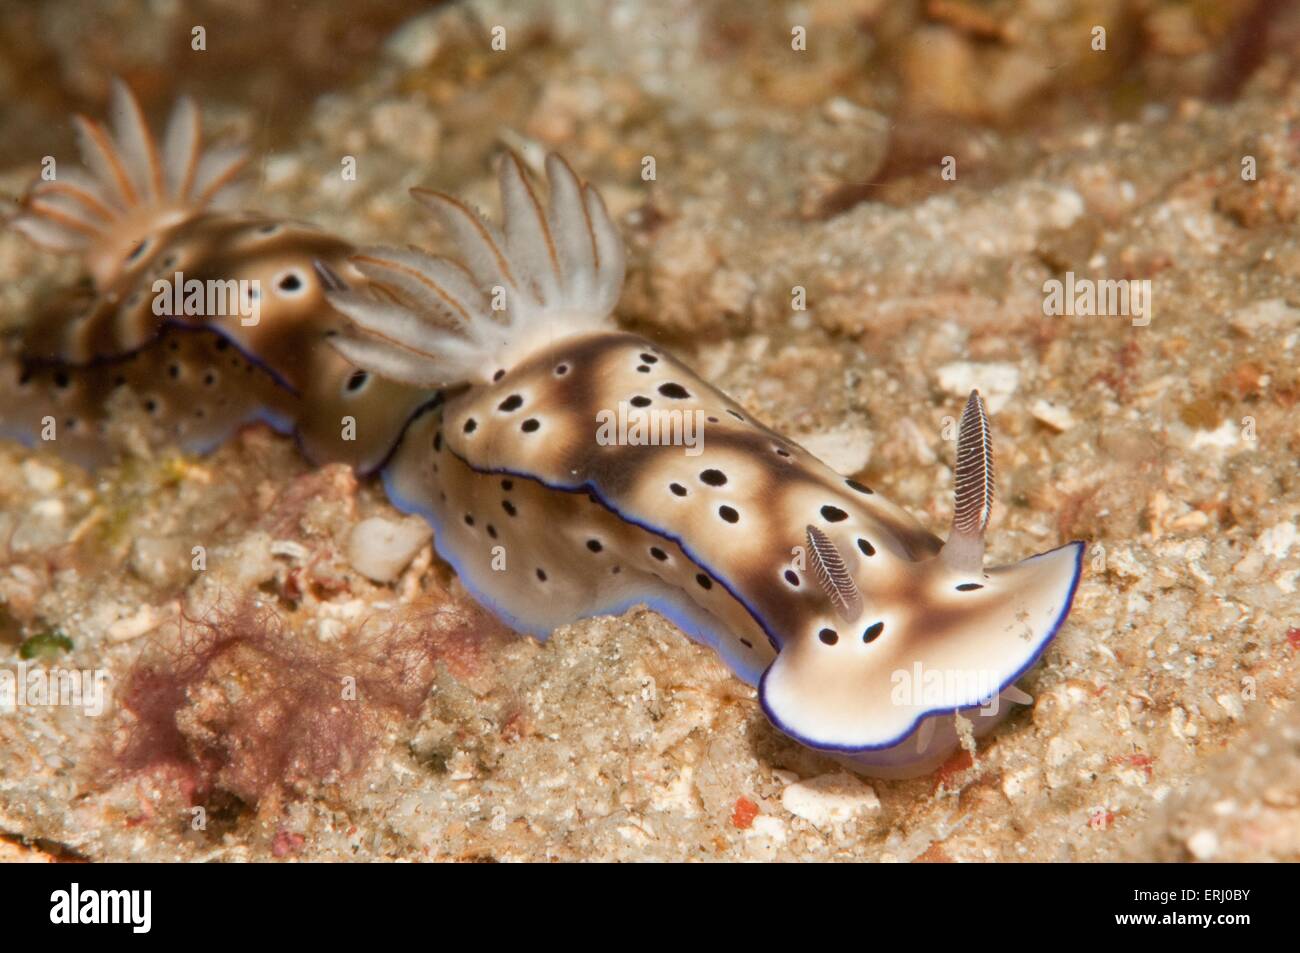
[440,333,952,653]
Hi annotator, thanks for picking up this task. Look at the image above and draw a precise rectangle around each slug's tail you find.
[326,152,625,389]
[7,78,248,290]
[0,322,300,470]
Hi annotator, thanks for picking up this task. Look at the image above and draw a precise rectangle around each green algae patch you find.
[19,630,74,661]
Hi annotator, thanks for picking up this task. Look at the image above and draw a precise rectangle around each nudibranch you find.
[2,79,430,471]
[326,153,1086,777]
[2,84,1086,777]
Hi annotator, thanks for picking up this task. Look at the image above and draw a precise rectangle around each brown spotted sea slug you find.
[4,83,1084,778]
[2,79,430,471]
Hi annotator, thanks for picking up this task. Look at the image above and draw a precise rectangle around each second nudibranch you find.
[327,152,1086,777]
[2,80,431,472]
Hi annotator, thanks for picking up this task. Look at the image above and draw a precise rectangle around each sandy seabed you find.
[0,0,1297,861]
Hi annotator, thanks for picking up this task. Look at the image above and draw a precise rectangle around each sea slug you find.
[5,83,1084,777]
